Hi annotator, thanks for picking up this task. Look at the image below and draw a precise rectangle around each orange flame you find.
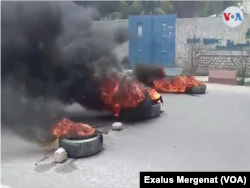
[148,88,161,101]
[154,76,204,93]
[100,74,148,116]
[46,74,205,143]
[52,118,95,139]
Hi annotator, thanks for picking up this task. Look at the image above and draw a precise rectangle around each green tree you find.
[75,1,242,19]
[74,1,121,19]
[196,1,224,17]
[222,1,239,9]
[172,1,242,18]
[109,1,173,20]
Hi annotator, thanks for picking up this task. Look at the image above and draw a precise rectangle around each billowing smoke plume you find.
[1,1,127,143]
[134,63,166,87]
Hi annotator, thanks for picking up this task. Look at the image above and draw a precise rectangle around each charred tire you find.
[119,92,152,120]
[119,92,161,120]
[148,103,161,118]
[59,132,103,158]
[187,84,207,94]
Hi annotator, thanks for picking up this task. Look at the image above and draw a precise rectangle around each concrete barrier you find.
[164,68,183,76]
[208,70,237,85]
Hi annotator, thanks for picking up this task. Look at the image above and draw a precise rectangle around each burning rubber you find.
[134,64,207,95]
[1,1,209,156]
[118,92,162,120]
[59,131,103,158]
[187,84,207,94]
[52,118,103,158]
[119,103,161,120]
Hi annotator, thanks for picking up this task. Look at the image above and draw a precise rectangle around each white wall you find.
[93,16,250,71]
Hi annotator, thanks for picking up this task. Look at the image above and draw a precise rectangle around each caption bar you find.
[140,172,248,187]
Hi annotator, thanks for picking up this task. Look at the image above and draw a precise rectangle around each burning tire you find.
[148,103,161,118]
[119,92,161,120]
[59,131,103,158]
[187,84,207,94]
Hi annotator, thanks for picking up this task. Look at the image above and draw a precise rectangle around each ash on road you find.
[2,84,250,188]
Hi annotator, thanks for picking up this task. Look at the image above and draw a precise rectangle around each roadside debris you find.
[112,122,124,131]
[54,147,68,163]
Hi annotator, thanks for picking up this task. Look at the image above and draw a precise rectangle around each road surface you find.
[2,83,250,188]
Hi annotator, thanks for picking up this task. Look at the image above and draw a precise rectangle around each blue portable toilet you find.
[128,14,177,69]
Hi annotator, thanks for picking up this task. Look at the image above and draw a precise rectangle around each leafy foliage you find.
[75,1,242,19]
[109,1,173,20]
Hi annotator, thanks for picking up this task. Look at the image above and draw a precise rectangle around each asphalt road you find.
[1,83,250,188]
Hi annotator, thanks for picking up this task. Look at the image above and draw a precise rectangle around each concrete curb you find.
[197,80,208,83]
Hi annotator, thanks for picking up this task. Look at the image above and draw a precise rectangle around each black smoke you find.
[1,1,127,143]
[134,63,166,87]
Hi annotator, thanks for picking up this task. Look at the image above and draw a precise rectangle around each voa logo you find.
[222,6,244,27]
